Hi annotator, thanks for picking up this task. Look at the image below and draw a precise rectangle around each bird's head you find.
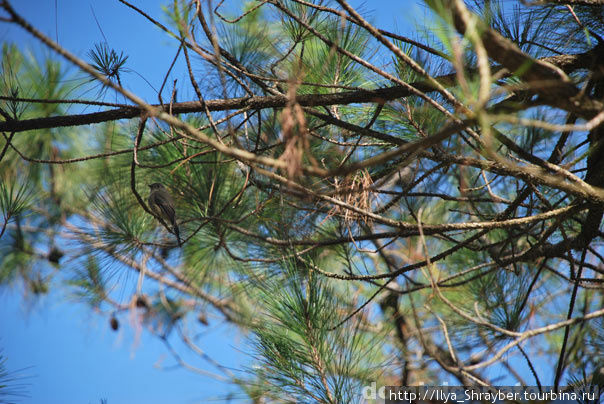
[148,183,165,190]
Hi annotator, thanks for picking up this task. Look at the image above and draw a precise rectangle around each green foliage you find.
[87,42,128,85]
[249,259,383,403]
[68,256,106,308]
[0,43,26,119]
[0,352,28,404]
[0,179,35,286]
[0,179,34,225]
[3,0,604,400]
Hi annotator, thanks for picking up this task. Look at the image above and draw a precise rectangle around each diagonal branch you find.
[441,0,604,118]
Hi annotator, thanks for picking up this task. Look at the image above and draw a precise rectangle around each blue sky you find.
[1,287,245,403]
[0,1,421,403]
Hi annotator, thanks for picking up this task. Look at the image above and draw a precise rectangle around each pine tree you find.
[1,0,604,402]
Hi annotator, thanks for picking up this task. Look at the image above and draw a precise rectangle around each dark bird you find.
[148,183,181,246]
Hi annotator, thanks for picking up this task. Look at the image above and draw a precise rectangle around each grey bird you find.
[148,183,182,246]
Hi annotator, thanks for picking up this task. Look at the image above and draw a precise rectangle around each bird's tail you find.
[174,224,182,247]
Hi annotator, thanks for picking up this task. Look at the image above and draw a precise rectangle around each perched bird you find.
[148,183,181,246]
